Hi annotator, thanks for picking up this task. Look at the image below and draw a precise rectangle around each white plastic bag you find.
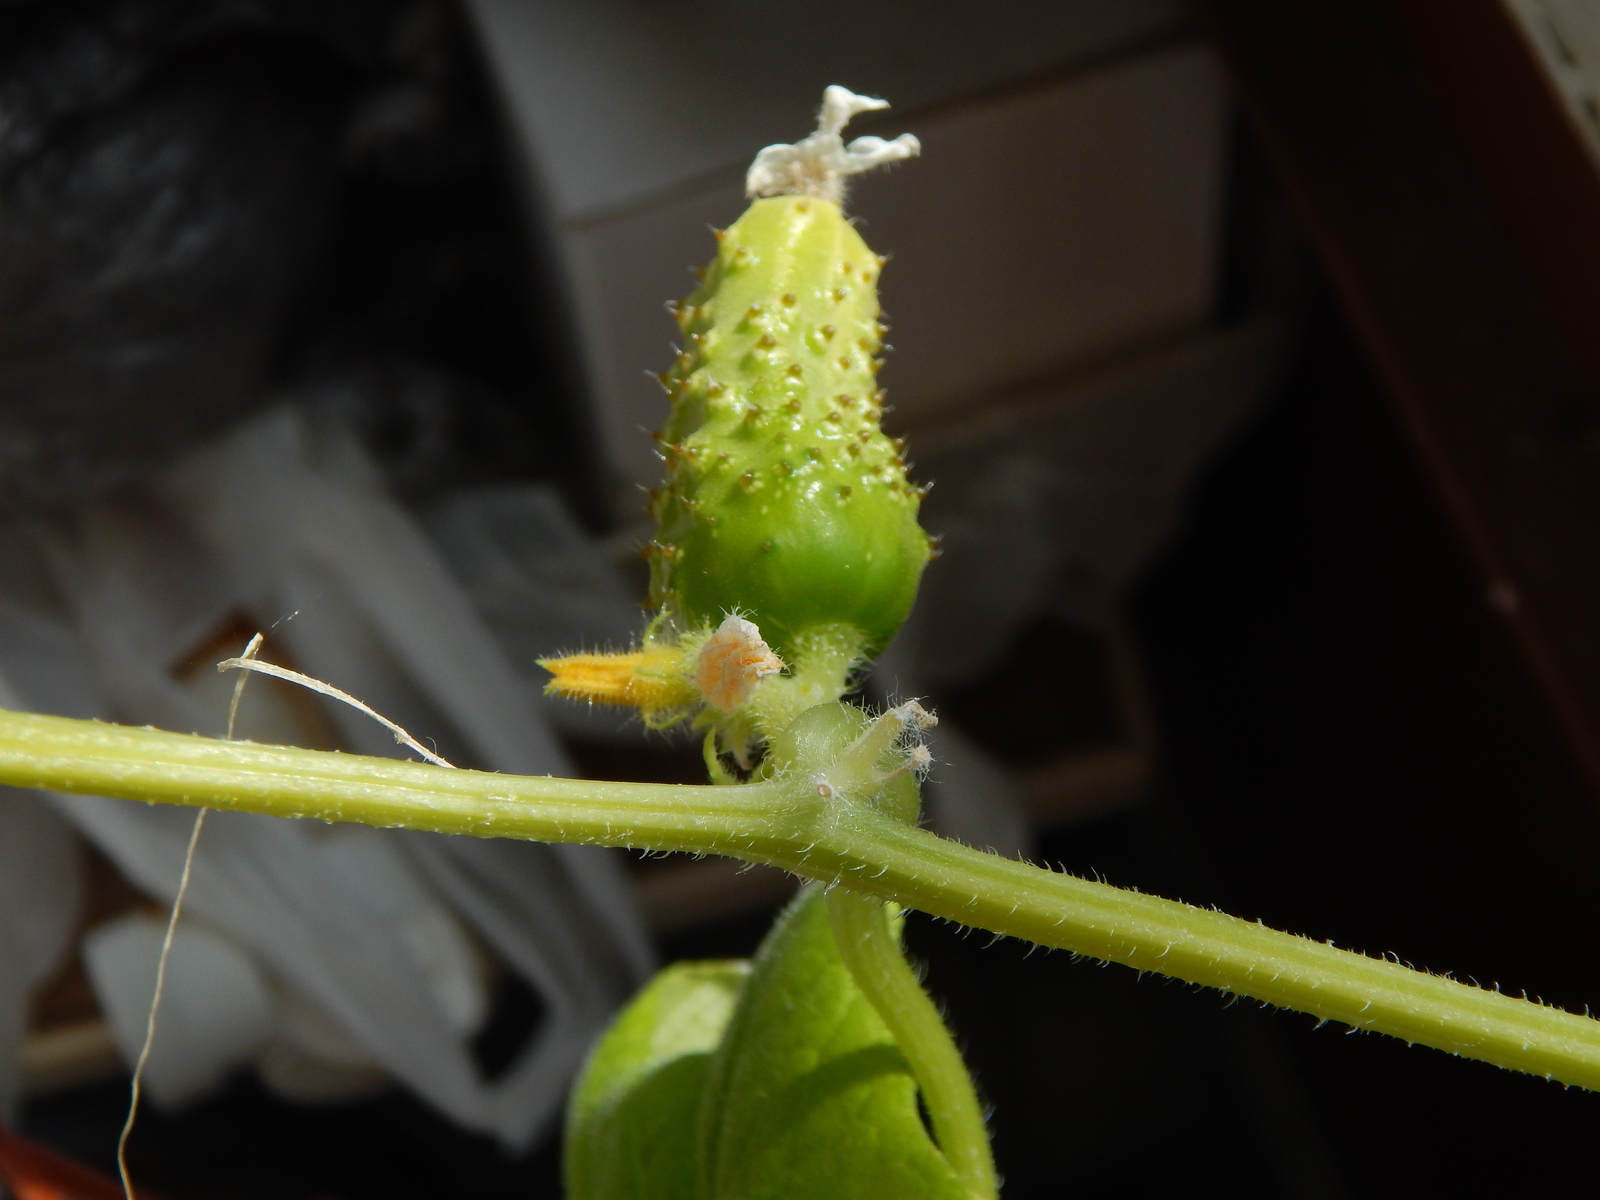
[84,912,276,1110]
[0,404,651,1147]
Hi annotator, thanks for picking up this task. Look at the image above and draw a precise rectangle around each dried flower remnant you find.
[745,85,920,203]
[694,615,785,710]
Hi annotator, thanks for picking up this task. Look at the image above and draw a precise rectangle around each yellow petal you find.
[539,647,697,712]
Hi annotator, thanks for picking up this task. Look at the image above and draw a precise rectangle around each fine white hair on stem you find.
[115,629,271,1200]
[122,640,450,1193]
[745,85,920,203]
[890,700,938,731]
[117,806,205,1200]
[225,631,264,741]
[217,655,456,769]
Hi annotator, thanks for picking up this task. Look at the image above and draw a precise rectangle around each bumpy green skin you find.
[649,196,930,659]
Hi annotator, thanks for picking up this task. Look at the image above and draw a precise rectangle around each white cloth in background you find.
[84,913,278,1109]
[0,788,82,1122]
[420,482,649,745]
[0,404,651,1148]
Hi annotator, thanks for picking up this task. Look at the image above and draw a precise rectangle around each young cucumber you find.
[648,194,930,662]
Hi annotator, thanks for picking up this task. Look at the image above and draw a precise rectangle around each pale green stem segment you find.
[749,623,867,737]
[825,888,997,1200]
[4,708,1600,1090]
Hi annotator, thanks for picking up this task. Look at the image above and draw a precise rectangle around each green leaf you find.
[697,886,969,1200]
[566,959,751,1200]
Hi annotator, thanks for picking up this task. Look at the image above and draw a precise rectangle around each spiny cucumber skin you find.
[648,196,930,659]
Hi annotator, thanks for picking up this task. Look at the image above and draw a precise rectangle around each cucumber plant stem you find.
[3,707,1600,1091]
[825,888,997,1200]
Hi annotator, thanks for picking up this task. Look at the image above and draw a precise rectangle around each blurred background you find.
[4,0,1600,1195]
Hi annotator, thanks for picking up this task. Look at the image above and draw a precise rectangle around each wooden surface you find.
[1197,0,1600,796]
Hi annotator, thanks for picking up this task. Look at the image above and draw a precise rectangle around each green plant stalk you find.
[4,706,1600,1091]
[825,889,996,1200]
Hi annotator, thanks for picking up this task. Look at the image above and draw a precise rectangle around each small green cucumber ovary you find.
[647,194,931,660]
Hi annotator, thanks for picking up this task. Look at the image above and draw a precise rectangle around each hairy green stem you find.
[3,708,1599,1090]
[826,888,997,1200]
